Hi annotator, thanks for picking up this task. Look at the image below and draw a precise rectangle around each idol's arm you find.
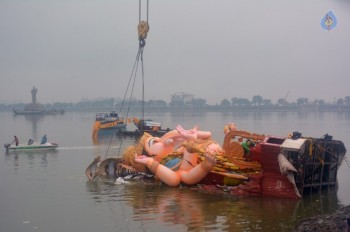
[179,153,216,185]
[176,125,212,141]
[159,130,185,145]
[135,155,181,187]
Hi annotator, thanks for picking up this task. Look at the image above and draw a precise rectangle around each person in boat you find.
[27,139,34,145]
[123,125,223,187]
[12,135,19,146]
[40,134,47,144]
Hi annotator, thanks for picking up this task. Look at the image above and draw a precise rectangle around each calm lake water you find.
[0,111,349,232]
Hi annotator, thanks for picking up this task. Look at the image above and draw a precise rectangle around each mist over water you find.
[1,1,350,104]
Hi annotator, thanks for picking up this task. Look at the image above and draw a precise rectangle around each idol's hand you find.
[228,123,237,131]
[205,147,217,164]
[204,147,217,170]
[224,122,237,134]
[176,125,198,140]
[134,154,153,165]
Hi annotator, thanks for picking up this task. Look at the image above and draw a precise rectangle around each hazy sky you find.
[1,0,349,105]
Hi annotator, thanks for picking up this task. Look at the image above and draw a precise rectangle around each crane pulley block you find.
[138,21,149,40]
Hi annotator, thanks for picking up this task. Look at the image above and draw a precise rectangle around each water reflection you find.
[297,111,315,120]
[92,130,116,145]
[13,114,44,141]
[335,111,350,120]
[91,136,136,169]
[4,149,58,176]
[92,131,137,146]
[84,176,343,231]
[276,111,289,120]
[5,149,58,157]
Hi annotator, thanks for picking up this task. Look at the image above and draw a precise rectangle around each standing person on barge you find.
[12,135,19,146]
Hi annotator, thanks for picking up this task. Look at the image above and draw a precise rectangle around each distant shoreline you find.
[1,105,350,113]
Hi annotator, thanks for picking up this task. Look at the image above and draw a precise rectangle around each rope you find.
[139,0,149,23]
[344,156,350,169]
[138,21,149,40]
[137,0,149,136]
[103,0,149,159]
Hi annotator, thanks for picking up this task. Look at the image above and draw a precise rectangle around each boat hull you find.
[5,142,59,151]
[92,112,127,139]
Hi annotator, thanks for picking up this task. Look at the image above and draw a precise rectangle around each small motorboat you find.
[4,142,59,151]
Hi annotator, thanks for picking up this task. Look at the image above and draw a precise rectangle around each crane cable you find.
[119,0,149,118]
[137,0,149,125]
[104,0,150,159]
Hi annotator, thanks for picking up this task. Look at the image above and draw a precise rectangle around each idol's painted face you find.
[144,137,165,156]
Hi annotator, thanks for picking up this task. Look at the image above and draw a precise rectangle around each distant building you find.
[170,92,194,106]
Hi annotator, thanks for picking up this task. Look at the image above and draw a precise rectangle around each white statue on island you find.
[31,86,38,104]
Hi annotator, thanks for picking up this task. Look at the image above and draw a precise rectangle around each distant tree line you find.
[1,94,350,112]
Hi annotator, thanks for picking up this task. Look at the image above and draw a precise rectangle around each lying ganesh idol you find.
[86,123,347,199]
